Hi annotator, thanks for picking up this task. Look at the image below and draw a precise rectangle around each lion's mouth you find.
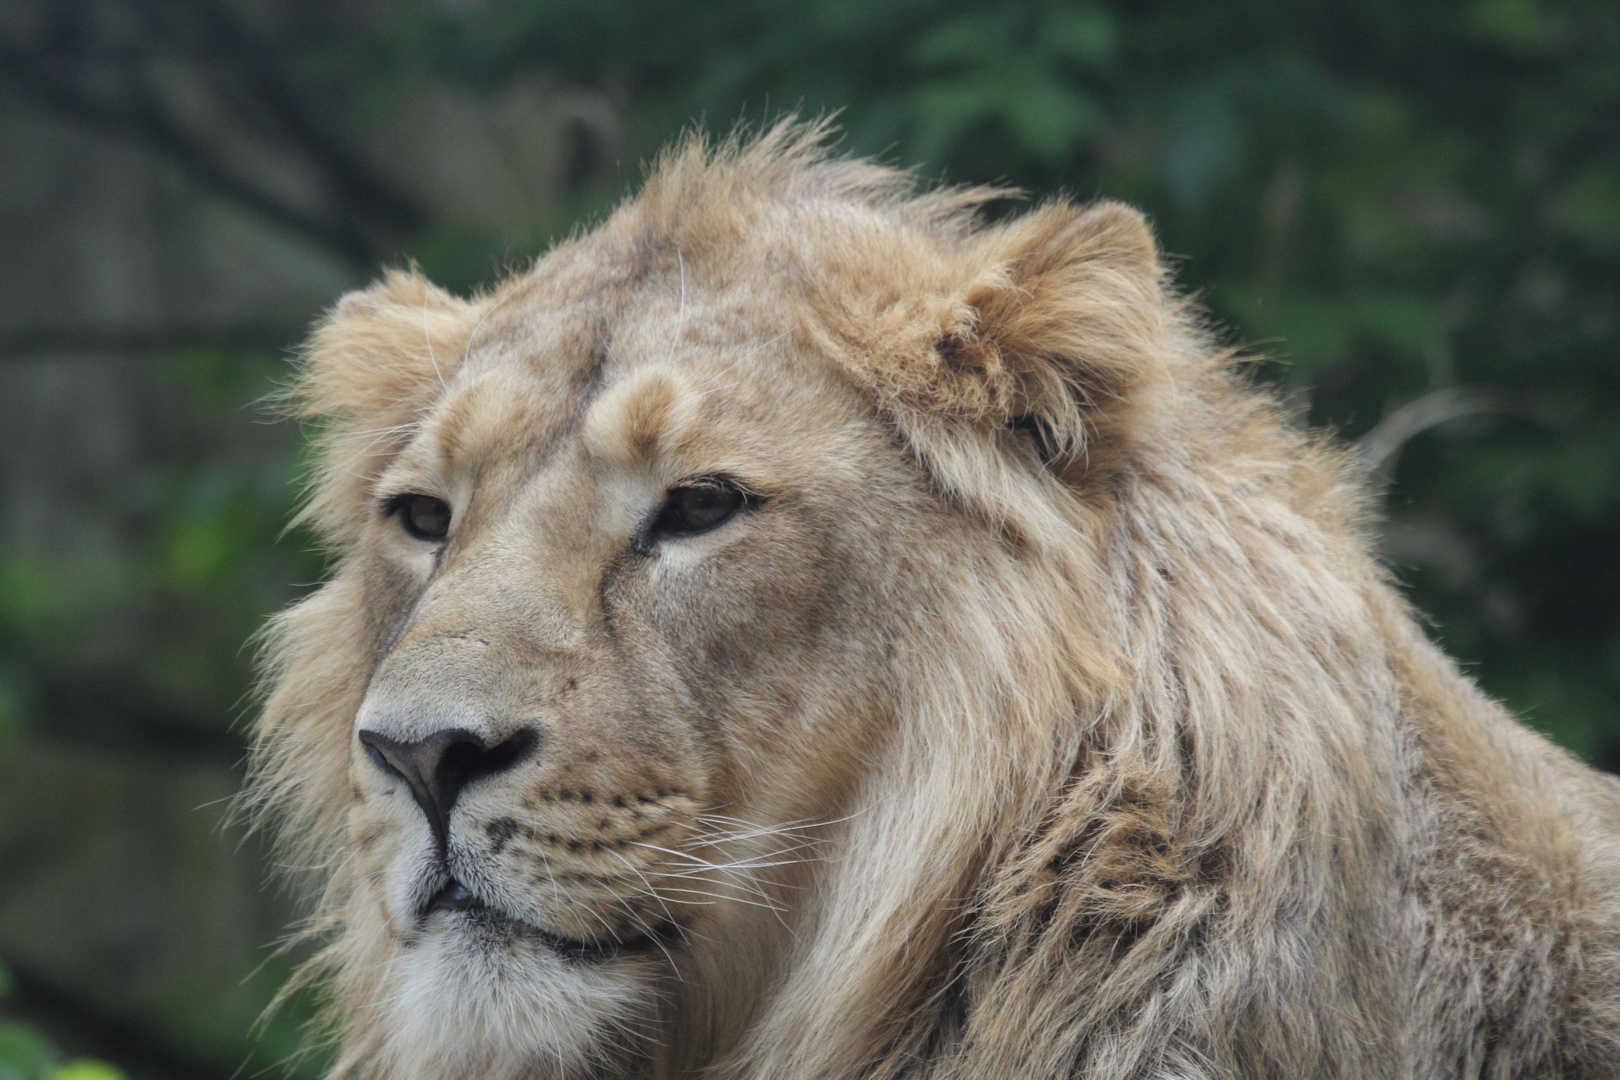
[420,876,678,964]
[425,878,485,914]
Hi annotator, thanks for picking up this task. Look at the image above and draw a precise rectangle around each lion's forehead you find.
[406,293,844,500]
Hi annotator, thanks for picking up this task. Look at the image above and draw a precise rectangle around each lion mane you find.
[246,121,1620,1080]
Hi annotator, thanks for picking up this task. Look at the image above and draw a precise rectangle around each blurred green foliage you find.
[0,960,124,1080]
[0,349,325,743]
[0,1023,58,1080]
[1,0,1616,1076]
[12,0,1613,765]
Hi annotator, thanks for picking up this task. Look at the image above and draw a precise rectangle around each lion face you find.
[258,126,1167,1080]
[339,281,932,1074]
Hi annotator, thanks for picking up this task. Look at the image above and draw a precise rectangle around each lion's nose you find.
[358,727,539,849]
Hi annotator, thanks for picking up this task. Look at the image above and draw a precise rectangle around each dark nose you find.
[358,727,539,849]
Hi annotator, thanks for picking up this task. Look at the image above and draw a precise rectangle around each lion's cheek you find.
[641,524,883,724]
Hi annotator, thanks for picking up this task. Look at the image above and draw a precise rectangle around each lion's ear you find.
[296,268,477,424]
[291,269,483,540]
[954,200,1167,467]
[847,200,1170,481]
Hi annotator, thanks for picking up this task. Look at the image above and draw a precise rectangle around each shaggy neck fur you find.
[728,351,1400,1080]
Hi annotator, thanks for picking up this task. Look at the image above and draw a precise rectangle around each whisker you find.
[650,886,788,915]
[606,895,686,980]
[461,283,521,368]
[422,300,446,390]
[603,846,681,935]
[663,248,688,367]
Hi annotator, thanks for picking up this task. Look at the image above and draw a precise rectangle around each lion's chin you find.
[369,909,651,1080]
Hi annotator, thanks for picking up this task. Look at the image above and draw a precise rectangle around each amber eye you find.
[653,483,745,537]
[397,495,451,541]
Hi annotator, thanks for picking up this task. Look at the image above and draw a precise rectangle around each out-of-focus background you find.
[0,0,1616,1077]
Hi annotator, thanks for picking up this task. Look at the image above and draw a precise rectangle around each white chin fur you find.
[373,923,646,1080]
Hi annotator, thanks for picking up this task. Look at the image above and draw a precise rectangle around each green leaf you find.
[44,1063,127,1080]
[0,1022,57,1080]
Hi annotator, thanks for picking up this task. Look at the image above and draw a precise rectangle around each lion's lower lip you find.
[420,876,674,964]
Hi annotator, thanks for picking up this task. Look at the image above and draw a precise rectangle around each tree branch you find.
[0,321,307,359]
[30,669,249,768]
[173,0,426,234]
[0,28,384,267]
[1358,386,1511,476]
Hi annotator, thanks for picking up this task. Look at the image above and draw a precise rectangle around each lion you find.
[245,120,1620,1080]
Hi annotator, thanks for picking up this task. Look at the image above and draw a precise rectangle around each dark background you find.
[0,1,1616,1077]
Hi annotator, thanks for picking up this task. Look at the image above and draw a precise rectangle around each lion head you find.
[251,122,1607,1080]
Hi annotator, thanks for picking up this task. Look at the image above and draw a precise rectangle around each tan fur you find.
[245,120,1620,1079]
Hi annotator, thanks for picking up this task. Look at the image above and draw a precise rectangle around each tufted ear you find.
[845,200,1170,481]
[289,268,485,542]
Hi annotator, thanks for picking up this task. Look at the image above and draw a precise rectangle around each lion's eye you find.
[397,495,452,541]
[653,484,745,537]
